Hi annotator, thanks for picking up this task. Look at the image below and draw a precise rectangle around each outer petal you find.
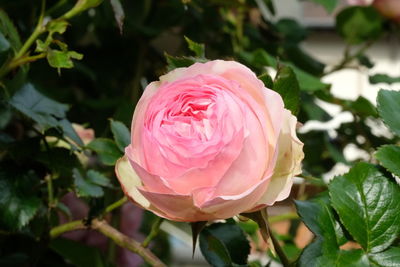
[115,156,173,219]
[253,109,304,207]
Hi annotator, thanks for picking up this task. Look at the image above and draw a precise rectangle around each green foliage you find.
[110,119,130,152]
[329,163,400,253]
[50,238,106,267]
[200,222,250,267]
[87,138,122,165]
[273,66,300,115]
[0,168,41,230]
[369,74,400,84]
[336,6,383,44]
[375,145,400,178]
[377,89,400,136]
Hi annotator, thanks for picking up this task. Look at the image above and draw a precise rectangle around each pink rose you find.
[115,60,304,222]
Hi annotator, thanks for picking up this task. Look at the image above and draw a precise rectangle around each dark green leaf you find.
[87,170,112,188]
[73,169,103,198]
[50,238,106,267]
[200,228,233,267]
[273,66,300,115]
[200,223,250,266]
[345,96,378,118]
[375,145,400,178]
[0,169,41,230]
[306,0,338,13]
[110,0,125,33]
[275,19,307,43]
[165,53,207,71]
[0,10,22,52]
[258,73,274,89]
[110,119,130,152]
[358,54,374,68]
[86,138,122,165]
[377,89,400,136]
[58,119,84,146]
[10,83,68,129]
[0,31,10,53]
[295,193,346,247]
[184,36,205,58]
[37,147,80,177]
[336,6,383,44]
[329,163,400,253]
[370,74,400,85]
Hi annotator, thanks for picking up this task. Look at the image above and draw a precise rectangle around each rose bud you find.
[115,60,304,222]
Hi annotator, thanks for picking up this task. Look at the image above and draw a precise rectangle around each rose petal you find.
[255,109,304,207]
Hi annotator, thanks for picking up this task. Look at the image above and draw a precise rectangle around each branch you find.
[50,219,167,267]
[91,219,166,267]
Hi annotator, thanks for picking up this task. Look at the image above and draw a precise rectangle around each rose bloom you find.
[115,60,304,222]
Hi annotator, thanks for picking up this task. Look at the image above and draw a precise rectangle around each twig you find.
[103,196,127,214]
[92,219,166,267]
[142,217,164,248]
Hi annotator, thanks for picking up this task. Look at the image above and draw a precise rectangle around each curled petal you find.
[254,109,304,207]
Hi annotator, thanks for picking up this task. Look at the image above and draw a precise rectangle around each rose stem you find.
[142,217,164,248]
[50,219,166,267]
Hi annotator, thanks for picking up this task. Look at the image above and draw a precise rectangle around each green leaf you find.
[273,66,300,115]
[377,89,400,136]
[87,170,112,188]
[50,238,106,267]
[47,49,83,69]
[306,0,338,13]
[370,74,400,85]
[258,73,274,89]
[47,20,69,35]
[295,193,346,248]
[184,36,205,58]
[329,163,400,253]
[296,194,373,267]
[200,228,233,267]
[110,119,130,152]
[110,0,125,33]
[58,119,84,146]
[86,138,122,165]
[0,10,22,53]
[165,53,207,71]
[0,168,41,230]
[0,31,10,53]
[336,6,383,44]
[369,247,400,267]
[275,19,307,43]
[73,169,103,198]
[375,145,400,178]
[200,223,250,266]
[358,54,374,68]
[10,83,68,129]
[344,96,378,118]
[37,147,80,177]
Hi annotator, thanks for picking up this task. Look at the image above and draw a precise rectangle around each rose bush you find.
[115,60,304,222]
